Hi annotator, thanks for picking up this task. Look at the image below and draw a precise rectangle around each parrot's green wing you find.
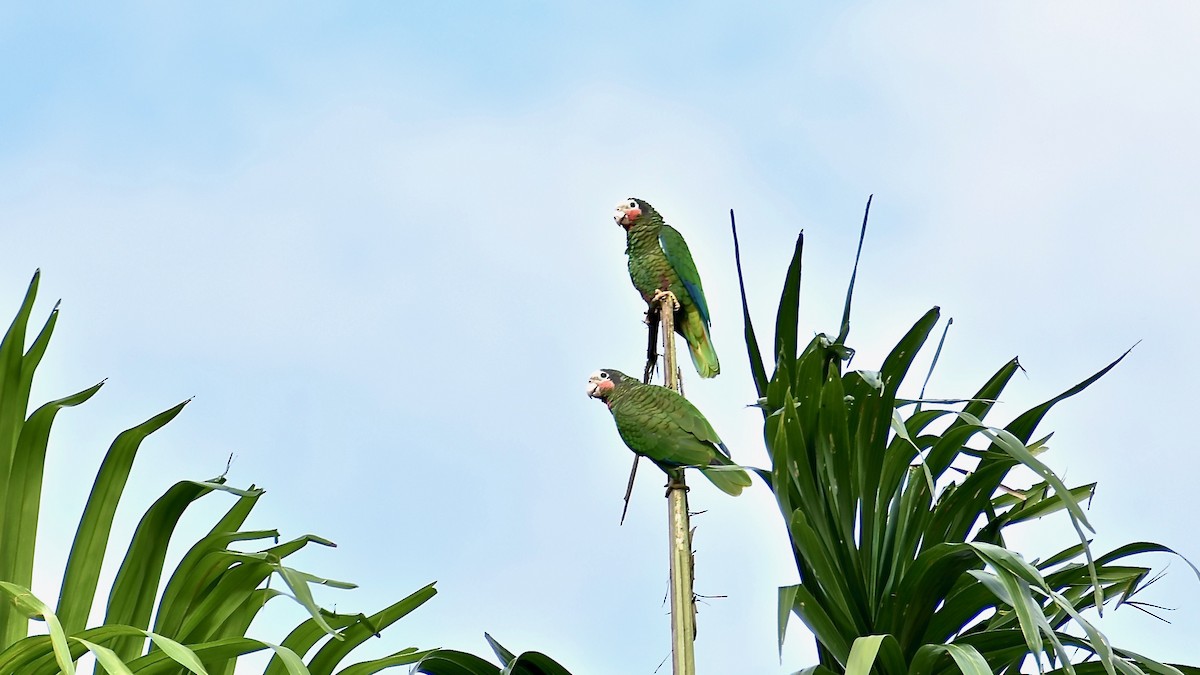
[646,386,730,459]
[668,394,730,458]
[607,380,750,496]
[613,405,713,467]
[659,224,711,326]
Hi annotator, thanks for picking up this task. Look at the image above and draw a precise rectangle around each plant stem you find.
[619,308,662,526]
[660,297,696,675]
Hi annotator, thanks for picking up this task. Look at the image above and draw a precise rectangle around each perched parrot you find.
[586,369,752,496]
[613,197,720,378]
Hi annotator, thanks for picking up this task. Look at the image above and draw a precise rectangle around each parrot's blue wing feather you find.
[659,224,711,326]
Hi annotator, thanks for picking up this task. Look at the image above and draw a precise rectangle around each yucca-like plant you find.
[733,206,1199,675]
[0,271,574,675]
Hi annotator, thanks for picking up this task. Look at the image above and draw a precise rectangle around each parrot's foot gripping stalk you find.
[663,471,690,497]
[651,289,680,311]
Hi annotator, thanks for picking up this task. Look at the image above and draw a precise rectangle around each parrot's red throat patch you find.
[615,207,641,230]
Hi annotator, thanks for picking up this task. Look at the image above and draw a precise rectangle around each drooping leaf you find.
[0,582,75,675]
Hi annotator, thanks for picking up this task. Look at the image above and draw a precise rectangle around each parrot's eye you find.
[600,372,610,379]
[627,200,638,208]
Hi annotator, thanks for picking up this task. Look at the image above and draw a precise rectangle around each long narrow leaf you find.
[57,400,190,633]
[845,634,903,675]
[834,195,871,345]
[730,209,769,398]
[0,274,47,653]
[412,649,501,675]
[0,271,40,481]
[333,648,427,675]
[306,582,436,675]
[774,232,804,367]
[153,492,268,638]
[0,582,75,675]
[0,381,103,647]
[105,479,226,660]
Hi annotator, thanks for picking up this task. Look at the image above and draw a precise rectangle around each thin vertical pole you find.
[660,296,696,675]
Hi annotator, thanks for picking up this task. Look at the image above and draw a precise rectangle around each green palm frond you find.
[732,209,1198,675]
[0,272,458,675]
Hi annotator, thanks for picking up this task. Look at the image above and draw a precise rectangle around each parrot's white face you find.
[613,198,642,229]
[586,370,615,399]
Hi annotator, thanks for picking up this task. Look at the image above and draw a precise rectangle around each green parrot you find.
[613,197,720,378]
[586,369,751,496]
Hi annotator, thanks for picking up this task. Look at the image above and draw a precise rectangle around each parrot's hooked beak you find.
[614,203,641,230]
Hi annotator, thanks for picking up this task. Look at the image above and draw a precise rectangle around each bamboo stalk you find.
[659,295,696,675]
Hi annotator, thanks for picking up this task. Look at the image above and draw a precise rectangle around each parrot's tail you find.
[679,306,719,378]
[699,461,753,497]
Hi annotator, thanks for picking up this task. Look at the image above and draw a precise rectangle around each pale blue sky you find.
[2,2,1198,673]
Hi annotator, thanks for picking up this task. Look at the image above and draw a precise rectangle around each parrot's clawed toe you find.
[651,289,681,311]
[663,474,690,497]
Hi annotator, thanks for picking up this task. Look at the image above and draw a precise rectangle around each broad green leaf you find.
[264,611,368,675]
[154,517,271,638]
[775,232,804,366]
[142,630,208,675]
[889,409,935,496]
[0,271,40,485]
[923,358,1021,479]
[1,625,215,675]
[306,582,436,675]
[845,634,903,675]
[125,637,291,674]
[333,648,427,675]
[412,649,501,675]
[57,400,190,633]
[263,642,311,675]
[501,651,575,675]
[788,510,860,636]
[105,479,226,660]
[1094,542,1200,581]
[74,638,133,675]
[273,565,357,639]
[971,545,1079,673]
[999,347,1132,450]
[792,667,840,675]
[965,415,1104,616]
[0,276,51,647]
[484,633,515,666]
[882,543,976,652]
[778,585,798,657]
[0,582,75,675]
[911,643,992,675]
[786,584,851,663]
[0,381,102,647]
[859,308,939,580]
[178,535,337,643]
